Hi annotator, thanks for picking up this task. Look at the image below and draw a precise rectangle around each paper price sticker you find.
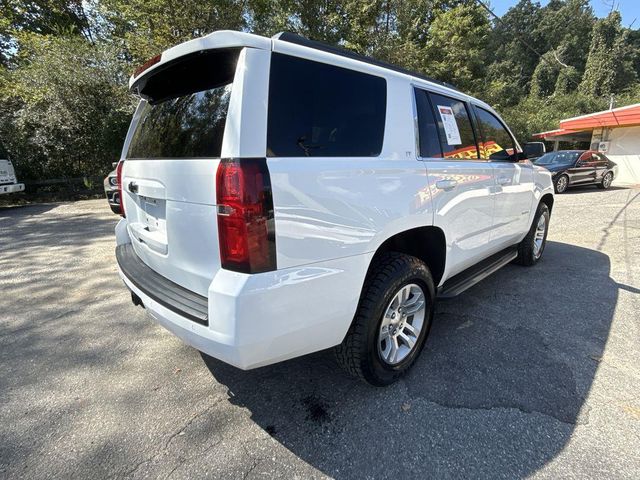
[437,105,462,146]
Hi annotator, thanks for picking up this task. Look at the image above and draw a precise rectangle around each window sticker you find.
[437,105,462,145]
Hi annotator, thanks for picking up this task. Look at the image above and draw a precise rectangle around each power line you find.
[474,0,582,90]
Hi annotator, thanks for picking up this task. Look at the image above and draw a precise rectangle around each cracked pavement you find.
[1,187,639,479]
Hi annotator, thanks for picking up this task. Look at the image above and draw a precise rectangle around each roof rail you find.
[272,31,459,92]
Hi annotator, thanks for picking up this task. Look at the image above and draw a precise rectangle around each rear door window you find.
[127,49,240,159]
[414,88,443,158]
[428,93,479,160]
[578,152,593,165]
[267,53,387,157]
[473,107,517,161]
[591,152,609,167]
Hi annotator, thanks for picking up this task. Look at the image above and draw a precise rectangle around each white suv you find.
[0,159,25,195]
[115,31,554,385]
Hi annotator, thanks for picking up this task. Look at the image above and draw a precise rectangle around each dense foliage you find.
[1,0,639,180]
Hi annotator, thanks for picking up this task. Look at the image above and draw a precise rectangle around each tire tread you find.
[335,252,433,384]
[515,202,549,266]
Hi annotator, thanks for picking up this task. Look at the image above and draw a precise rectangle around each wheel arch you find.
[540,192,554,214]
[367,226,447,288]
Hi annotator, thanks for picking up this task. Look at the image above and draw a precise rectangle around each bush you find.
[0,34,135,181]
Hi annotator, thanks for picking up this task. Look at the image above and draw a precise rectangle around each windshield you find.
[534,151,581,166]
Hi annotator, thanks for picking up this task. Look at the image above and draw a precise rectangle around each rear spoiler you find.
[128,30,270,90]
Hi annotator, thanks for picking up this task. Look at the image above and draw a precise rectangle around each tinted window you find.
[428,93,478,159]
[267,53,386,157]
[578,152,594,165]
[127,86,232,159]
[127,49,240,160]
[474,107,516,161]
[534,151,581,166]
[591,152,609,165]
[414,89,442,158]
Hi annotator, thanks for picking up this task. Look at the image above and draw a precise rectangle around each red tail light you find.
[116,160,125,217]
[216,159,276,274]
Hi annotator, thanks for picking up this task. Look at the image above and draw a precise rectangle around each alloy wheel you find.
[556,175,568,193]
[533,213,547,259]
[378,283,426,365]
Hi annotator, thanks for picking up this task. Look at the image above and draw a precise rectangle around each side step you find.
[437,246,518,299]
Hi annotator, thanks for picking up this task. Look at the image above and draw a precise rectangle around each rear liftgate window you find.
[267,53,387,157]
[127,48,241,159]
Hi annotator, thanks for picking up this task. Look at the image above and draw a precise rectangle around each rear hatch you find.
[0,160,17,186]
[121,48,241,296]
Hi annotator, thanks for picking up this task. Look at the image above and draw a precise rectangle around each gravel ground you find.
[1,187,639,479]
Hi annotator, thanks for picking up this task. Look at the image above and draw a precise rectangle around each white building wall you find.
[593,126,640,186]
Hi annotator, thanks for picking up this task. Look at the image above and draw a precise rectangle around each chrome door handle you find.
[435,179,458,190]
[497,176,511,186]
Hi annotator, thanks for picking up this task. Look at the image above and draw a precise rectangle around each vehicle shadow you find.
[0,202,58,216]
[201,241,617,477]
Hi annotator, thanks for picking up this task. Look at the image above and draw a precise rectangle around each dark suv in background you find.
[534,150,618,193]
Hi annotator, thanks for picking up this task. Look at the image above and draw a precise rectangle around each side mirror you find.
[523,142,546,159]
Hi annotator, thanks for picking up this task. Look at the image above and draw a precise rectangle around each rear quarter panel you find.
[267,73,434,269]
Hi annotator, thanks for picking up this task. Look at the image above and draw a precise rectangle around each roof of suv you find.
[131,30,457,91]
[129,30,493,114]
[273,32,459,92]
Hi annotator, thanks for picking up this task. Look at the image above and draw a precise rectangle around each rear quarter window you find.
[414,88,443,158]
[267,53,387,157]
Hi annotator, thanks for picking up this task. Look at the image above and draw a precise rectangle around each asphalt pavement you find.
[1,187,639,479]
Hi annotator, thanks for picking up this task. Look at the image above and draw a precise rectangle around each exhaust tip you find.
[131,292,145,309]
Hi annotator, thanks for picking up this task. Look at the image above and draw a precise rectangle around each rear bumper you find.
[115,230,371,369]
[116,244,208,325]
[0,183,24,195]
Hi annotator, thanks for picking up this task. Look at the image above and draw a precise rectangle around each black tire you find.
[554,174,569,194]
[597,171,613,190]
[335,252,435,386]
[514,202,550,266]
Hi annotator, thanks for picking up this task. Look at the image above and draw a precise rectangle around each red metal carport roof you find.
[559,103,640,131]
[532,128,576,139]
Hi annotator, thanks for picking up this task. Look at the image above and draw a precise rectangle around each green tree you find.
[421,2,491,95]
[486,0,545,106]
[501,92,608,142]
[530,51,560,98]
[536,0,593,73]
[96,0,245,63]
[580,12,636,97]
[1,0,98,65]
[0,34,134,179]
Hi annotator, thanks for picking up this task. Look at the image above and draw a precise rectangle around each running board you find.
[437,246,518,299]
